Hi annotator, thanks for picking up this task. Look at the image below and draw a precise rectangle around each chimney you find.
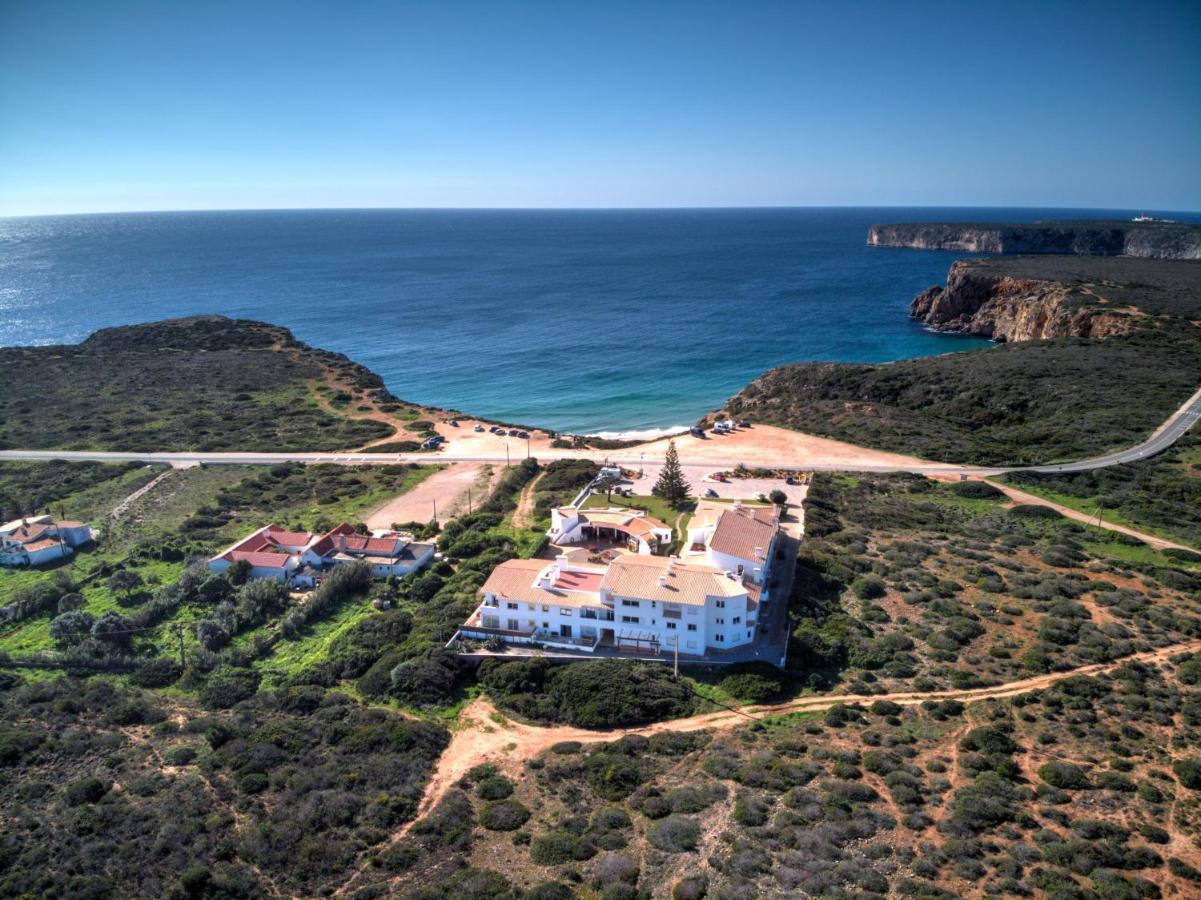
[754,546,763,559]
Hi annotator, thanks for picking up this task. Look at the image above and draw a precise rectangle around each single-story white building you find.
[549,506,673,555]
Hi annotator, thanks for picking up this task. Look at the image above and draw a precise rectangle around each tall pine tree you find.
[653,439,691,509]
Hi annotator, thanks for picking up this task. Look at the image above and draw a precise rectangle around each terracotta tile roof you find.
[8,523,51,544]
[480,559,579,606]
[229,550,292,569]
[56,520,87,529]
[709,506,778,562]
[22,538,64,554]
[601,555,744,606]
[265,527,315,547]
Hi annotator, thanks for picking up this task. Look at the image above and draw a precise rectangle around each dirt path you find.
[986,479,1198,553]
[510,471,546,528]
[109,468,173,521]
[365,463,493,528]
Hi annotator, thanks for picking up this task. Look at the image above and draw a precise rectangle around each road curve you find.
[1,385,1198,477]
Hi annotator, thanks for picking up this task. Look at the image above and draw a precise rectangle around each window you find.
[716,618,725,625]
[621,615,640,624]
[541,604,549,612]
[747,630,752,638]
[542,622,549,629]
[686,623,697,632]
[621,599,640,607]
[733,616,741,624]
[736,564,744,576]
[666,622,677,630]
[527,603,535,611]
[506,602,518,610]
[559,608,572,616]
[507,619,519,631]
[714,634,724,642]
[715,600,725,608]
[483,615,500,629]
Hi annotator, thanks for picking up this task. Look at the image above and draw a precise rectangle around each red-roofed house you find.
[208,522,435,586]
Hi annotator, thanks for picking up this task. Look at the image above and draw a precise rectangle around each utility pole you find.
[432,499,438,526]
[673,635,679,679]
[526,435,531,459]
[175,623,186,671]
[506,443,510,467]
[467,489,472,515]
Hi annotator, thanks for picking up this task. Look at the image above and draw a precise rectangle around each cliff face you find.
[868,221,1201,259]
[909,261,1136,342]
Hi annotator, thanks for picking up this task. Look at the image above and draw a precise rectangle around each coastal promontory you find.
[868,220,1201,259]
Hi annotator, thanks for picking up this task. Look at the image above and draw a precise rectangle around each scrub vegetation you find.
[0,316,395,451]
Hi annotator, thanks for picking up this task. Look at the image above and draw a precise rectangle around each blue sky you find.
[1,0,1198,215]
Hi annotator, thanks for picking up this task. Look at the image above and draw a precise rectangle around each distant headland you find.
[867,219,1201,259]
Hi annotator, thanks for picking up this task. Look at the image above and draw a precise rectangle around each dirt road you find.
[365,463,494,528]
[986,479,1198,553]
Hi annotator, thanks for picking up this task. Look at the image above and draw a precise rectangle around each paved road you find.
[2,385,1199,477]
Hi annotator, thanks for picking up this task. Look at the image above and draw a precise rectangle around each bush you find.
[851,576,887,600]
[951,480,1004,500]
[531,830,594,865]
[1173,758,1201,790]
[201,666,261,709]
[390,651,460,707]
[648,815,701,853]
[475,774,514,800]
[480,658,694,727]
[129,658,181,688]
[718,672,784,703]
[64,777,109,806]
[1039,761,1090,790]
[479,799,530,831]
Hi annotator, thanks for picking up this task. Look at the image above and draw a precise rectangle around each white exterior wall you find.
[60,525,94,547]
[706,547,766,585]
[24,543,70,566]
[610,594,711,654]
[704,592,755,648]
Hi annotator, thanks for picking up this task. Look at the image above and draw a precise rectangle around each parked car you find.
[739,420,751,428]
[422,436,444,449]
[689,426,706,438]
[517,431,529,439]
[449,419,459,427]
[704,488,719,498]
[474,424,484,432]
[785,475,798,485]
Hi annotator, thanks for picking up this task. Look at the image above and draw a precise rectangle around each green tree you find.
[49,609,95,647]
[107,570,144,603]
[652,440,691,509]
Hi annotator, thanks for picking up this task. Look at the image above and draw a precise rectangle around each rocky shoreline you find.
[907,259,1137,342]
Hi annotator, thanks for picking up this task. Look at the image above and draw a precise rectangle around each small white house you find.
[0,517,94,568]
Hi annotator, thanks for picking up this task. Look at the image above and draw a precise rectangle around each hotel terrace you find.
[458,501,781,658]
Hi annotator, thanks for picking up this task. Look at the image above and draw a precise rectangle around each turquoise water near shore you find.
[1,207,1188,435]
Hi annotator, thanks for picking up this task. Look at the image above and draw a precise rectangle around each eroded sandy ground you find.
[365,463,497,528]
[424,420,938,471]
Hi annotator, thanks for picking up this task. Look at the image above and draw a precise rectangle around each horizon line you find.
[4,203,1200,222]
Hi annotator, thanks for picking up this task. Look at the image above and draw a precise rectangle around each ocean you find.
[2,206,1192,436]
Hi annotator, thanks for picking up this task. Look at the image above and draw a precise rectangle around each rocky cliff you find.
[909,260,1137,342]
[869,221,1201,259]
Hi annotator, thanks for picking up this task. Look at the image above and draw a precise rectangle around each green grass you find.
[254,594,377,686]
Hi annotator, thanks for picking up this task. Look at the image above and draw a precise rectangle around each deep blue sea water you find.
[2,207,1195,435]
